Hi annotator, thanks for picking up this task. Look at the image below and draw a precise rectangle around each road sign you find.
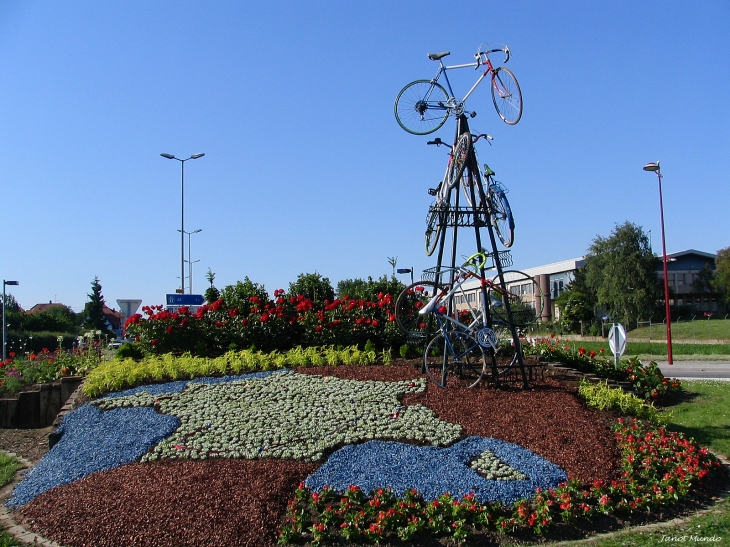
[116,299,142,318]
[608,323,627,366]
[165,294,205,306]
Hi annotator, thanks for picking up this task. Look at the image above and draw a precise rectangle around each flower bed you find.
[524,337,682,401]
[10,363,722,547]
[124,290,405,356]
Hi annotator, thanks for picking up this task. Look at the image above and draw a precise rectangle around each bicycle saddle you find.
[427,51,450,61]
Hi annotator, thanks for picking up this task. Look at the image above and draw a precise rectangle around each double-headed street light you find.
[161,153,205,293]
[178,228,202,294]
[643,161,673,365]
[3,280,19,361]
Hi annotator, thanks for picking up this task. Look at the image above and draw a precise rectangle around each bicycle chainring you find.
[477,327,498,349]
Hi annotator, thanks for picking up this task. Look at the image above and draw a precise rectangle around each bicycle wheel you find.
[424,331,485,388]
[395,80,450,135]
[424,207,442,256]
[488,270,543,327]
[491,67,522,125]
[395,281,447,341]
[489,187,515,248]
[446,132,472,190]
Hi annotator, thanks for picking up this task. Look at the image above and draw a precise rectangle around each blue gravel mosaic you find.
[7,404,179,508]
[305,436,567,505]
[8,369,284,508]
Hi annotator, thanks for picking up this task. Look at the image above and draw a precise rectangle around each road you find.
[656,361,730,381]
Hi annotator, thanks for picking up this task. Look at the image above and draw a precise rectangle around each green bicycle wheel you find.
[395,80,450,135]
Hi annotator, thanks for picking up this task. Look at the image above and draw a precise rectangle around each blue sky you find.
[1,1,728,313]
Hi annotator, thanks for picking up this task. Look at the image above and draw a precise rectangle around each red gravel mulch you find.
[16,363,620,547]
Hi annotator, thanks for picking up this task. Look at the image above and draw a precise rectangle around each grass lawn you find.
[557,380,730,546]
[0,453,22,547]
[630,318,730,341]
[537,339,730,361]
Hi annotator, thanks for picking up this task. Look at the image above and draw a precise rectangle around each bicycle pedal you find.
[470,111,477,118]
[428,188,437,196]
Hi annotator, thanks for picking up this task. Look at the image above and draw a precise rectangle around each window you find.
[676,273,685,286]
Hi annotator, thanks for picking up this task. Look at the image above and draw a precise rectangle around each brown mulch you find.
[12,363,620,546]
[0,426,54,464]
[17,459,317,547]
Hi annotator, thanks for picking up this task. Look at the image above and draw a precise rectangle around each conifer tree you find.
[83,276,112,335]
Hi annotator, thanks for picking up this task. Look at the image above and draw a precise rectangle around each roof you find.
[25,302,71,314]
[667,249,717,260]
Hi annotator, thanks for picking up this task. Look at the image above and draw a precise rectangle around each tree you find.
[336,275,405,301]
[219,277,269,312]
[288,272,335,303]
[554,268,597,333]
[714,247,730,305]
[83,277,113,336]
[583,222,661,327]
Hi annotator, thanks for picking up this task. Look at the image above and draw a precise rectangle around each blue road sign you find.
[166,294,205,306]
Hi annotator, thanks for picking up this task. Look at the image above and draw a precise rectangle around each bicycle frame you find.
[429,49,509,114]
[418,263,505,348]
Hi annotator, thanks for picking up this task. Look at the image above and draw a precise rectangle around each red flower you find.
[241,319,249,326]
[578,347,586,355]
[260,313,270,322]
[211,299,224,311]
[166,326,174,334]
[437,306,447,314]
[151,339,158,346]
[315,325,323,332]
[228,308,238,317]
[371,320,379,327]
[8,352,15,358]
[589,350,596,358]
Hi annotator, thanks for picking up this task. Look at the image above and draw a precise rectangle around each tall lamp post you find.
[3,280,19,361]
[161,152,205,293]
[178,228,202,294]
[643,161,673,364]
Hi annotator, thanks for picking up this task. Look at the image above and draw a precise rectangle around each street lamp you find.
[3,280,19,361]
[643,161,673,364]
[178,229,202,294]
[161,152,205,293]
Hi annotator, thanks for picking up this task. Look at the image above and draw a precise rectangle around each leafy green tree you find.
[714,246,730,305]
[288,272,335,303]
[82,277,113,336]
[219,277,269,312]
[17,305,78,333]
[336,275,404,301]
[583,222,661,327]
[554,268,597,333]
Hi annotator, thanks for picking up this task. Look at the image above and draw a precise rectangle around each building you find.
[661,249,721,313]
[452,249,721,322]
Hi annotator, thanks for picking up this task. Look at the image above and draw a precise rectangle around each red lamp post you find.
[643,161,673,364]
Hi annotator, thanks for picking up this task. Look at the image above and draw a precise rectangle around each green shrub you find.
[578,378,666,424]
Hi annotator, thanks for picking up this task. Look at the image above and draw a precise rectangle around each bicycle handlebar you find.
[462,252,488,272]
[427,138,444,146]
[471,133,493,144]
